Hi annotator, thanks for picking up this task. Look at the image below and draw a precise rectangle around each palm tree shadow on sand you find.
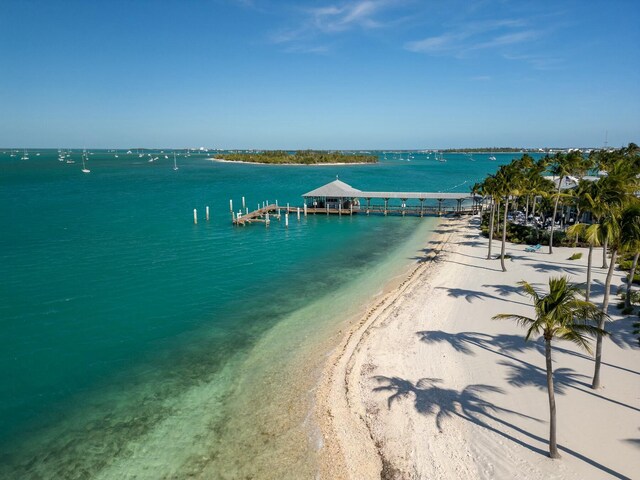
[372,375,633,478]
[418,329,639,377]
[372,376,545,454]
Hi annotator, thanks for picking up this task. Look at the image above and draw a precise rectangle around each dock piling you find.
[206,206,210,221]
[194,208,198,224]
[303,204,307,216]
[285,213,289,228]
[297,207,301,220]
[242,196,246,209]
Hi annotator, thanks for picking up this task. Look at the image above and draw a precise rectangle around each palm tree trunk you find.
[586,243,593,302]
[602,238,608,269]
[592,248,618,389]
[487,200,495,260]
[525,195,530,225]
[545,337,560,459]
[501,198,509,272]
[625,252,639,308]
[531,196,537,219]
[573,208,580,247]
[549,180,563,254]
[495,200,501,236]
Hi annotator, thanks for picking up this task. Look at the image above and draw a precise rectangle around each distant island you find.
[214,150,377,165]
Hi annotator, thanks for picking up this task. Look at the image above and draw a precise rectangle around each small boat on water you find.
[173,152,179,171]
[21,149,29,161]
[81,151,90,173]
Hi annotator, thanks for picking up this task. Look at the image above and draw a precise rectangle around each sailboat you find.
[21,148,29,160]
[173,152,179,171]
[488,150,496,161]
[81,151,90,173]
[436,151,446,162]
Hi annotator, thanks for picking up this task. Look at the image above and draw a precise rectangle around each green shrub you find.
[618,259,634,271]
[621,306,634,315]
[568,252,583,260]
[625,272,640,285]
[616,301,626,309]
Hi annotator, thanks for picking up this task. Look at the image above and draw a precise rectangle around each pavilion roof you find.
[302,179,478,200]
[302,179,362,197]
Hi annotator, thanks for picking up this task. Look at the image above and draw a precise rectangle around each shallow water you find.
[0,150,540,477]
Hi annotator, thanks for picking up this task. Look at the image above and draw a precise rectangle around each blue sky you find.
[1,0,638,149]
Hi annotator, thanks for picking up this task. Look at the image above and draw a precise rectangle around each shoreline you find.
[315,215,639,479]
[207,158,377,166]
[315,216,457,478]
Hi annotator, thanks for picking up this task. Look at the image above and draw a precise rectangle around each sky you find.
[1,0,639,149]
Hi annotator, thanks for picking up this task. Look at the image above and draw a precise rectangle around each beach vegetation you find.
[547,151,594,254]
[592,203,640,389]
[493,277,607,459]
[218,150,377,164]
[568,252,582,260]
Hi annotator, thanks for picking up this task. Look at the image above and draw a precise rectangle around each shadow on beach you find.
[435,287,531,306]
[372,375,545,454]
[417,330,640,410]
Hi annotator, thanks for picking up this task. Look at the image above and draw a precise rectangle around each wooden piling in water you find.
[194,208,198,224]
[206,206,210,221]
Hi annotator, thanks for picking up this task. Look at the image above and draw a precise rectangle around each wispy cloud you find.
[270,0,402,53]
[503,53,565,70]
[405,18,540,57]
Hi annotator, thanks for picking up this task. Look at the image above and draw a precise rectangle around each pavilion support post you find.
[367,198,370,215]
[401,199,406,217]
[384,198,388,216]
[438,199,443,216]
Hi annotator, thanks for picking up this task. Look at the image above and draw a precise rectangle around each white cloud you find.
[405,18,540,57]
[270,0,400,52]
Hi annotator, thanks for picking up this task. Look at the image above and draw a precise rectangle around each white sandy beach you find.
[317,215,639,480]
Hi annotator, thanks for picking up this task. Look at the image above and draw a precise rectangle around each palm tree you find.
[622,204,640,309]
[480,176,499,260]
[591,204,640,388]
[548,152,592,254]
[566,222,602,302]
[493,277,606,458]
[494,164,521,272]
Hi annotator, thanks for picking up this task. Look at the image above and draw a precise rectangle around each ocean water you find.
[0,149,540,478]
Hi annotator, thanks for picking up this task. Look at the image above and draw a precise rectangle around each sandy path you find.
[317,215,639,479]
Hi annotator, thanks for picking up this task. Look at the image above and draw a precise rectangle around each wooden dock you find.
[230,179,484,226]
[232,203,480,226]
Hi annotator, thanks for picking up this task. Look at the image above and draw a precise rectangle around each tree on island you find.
[220,150,376,164]
[493,277,606,458]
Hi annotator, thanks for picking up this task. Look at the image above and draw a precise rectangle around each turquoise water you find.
[0,150,541,477]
